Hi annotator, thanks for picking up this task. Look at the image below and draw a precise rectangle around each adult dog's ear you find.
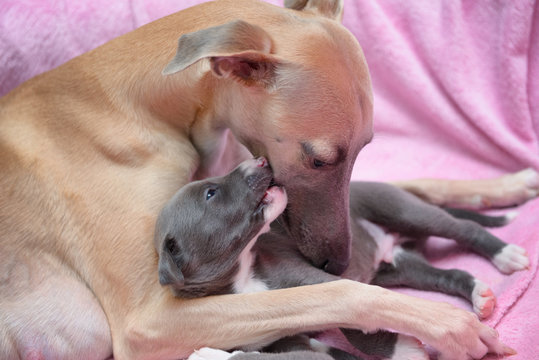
[158,240,184,288]
[163,20,281,87]
[284,0,343,22]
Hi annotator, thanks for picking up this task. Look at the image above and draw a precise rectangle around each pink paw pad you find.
[472,280,496,319]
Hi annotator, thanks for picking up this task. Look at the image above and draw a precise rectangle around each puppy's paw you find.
[492,244,530,274]
[471,279,496,319]
[188,347,243,360]
[390,334,428,360]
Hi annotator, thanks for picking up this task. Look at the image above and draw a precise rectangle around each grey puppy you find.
[154,158,528,360]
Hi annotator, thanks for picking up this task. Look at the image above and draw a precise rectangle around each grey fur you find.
[155,163,514,359]
[349,181,507,261]
[154,162,272,298]
[443,207,510,227]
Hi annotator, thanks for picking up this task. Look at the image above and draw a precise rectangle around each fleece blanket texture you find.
[1,0,537,358]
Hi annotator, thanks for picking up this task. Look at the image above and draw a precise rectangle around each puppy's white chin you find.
[263,187,287,223]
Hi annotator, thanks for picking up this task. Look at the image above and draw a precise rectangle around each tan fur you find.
[0,1,528,359]
[392,168,539,209]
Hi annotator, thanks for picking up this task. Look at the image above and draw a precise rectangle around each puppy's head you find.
[154,157,287,298]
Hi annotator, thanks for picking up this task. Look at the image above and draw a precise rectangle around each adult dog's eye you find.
[313,159,326,168]
[206,188,217,200]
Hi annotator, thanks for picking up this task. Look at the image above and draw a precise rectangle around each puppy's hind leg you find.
[189,348,333,360]
[340,328,427,360]
[442,207,517,228]
[415,210,528,274]
[264,335,364,360]
[372,248,496,319]
[189,337,361,360]
[350,182,529,274]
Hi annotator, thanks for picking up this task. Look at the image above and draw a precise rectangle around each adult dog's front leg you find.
[391,168,539,209]
[114,280,510,360]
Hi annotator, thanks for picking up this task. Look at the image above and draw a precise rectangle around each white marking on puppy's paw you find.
[188,347,243,360]
[390,334,428,360]
[503,211,518,224]
[471,279,496,319]
[492,244,530,274]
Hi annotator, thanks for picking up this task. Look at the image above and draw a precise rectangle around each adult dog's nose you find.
[323,259,349,276]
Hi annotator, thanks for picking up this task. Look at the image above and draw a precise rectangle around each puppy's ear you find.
[158,239,184,288]
[162,20,281,87]
[284,0,343,22]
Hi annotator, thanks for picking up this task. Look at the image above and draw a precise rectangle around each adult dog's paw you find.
[417,301,512,359]
[494,168,539,207]
[188,347,244,360]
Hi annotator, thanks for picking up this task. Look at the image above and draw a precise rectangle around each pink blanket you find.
[1,0,537,358]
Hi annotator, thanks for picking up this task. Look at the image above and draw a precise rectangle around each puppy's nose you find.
[256,157,268,167]
[238,157,268,175]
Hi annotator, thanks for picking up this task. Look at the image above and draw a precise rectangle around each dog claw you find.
[503,345,517,356]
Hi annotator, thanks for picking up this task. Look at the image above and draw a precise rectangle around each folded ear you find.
[163,20,281,86]
[284,0,343,22]
[158,244,184,288]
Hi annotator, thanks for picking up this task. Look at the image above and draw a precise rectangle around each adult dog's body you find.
[1,0,537,359]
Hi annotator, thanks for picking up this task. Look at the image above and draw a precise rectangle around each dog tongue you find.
[261,189,273,204]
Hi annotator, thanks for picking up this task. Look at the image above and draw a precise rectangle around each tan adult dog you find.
[1,0,537,359]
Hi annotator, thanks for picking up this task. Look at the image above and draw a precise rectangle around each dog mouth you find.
[256,186,276,209]
[244,157,287,221]
[255,185,287,222]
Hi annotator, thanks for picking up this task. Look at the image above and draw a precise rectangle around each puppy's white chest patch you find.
[232,236,268,294]
[357,218,398,266]
[235,274,269,294]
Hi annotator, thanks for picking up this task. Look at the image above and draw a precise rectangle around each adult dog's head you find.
[163,0,373,275]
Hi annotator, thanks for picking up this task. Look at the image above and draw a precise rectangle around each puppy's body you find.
[1,0,536,359]
[156,159,528,360]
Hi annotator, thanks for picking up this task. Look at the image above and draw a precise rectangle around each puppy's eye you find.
[206,188,217,200]
[313,159,326,169]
